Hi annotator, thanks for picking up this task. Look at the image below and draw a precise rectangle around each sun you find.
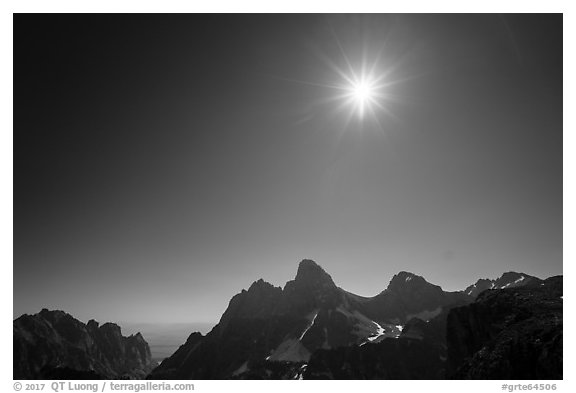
[352,80,373,102]
[271,38,392,124]
[347,76,379,119]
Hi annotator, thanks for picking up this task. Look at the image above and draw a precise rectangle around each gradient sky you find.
[14,14,562,324]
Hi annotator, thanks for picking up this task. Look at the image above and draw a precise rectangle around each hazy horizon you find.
[14,14,562,324]
[13,260,561,323]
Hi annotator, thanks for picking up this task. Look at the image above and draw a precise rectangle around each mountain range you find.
[13,259,562,380]
[149,260,562,379]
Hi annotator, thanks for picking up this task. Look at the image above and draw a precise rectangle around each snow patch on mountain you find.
[336,306,379,341]
[367,321,385,342]
[336,306,403,346]
[502,275,526,288]
[267,338,311,362]
[296,364,307,380]
[299,310,318,340]
[267,310,319,362]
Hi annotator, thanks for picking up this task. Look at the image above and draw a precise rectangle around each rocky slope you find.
[303,322,446,379]
[14,309,153,379]
[447,276,562,379]
[302,299,464,379]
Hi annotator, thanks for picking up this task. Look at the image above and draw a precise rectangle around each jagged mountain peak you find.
[386,271,435,292]
[99,322,123,335]
[248,278,278,292]
[13,309,152,379]
[149,260,561,380]
[86,319,100,330]
[464,271,541,298]
[185,331,204,344]
[131,332,145,340]
[38,308,71,321]
[87,318,98,325]
[294,259,335,288]
[496,271,528,283]
[219,279,283,328]
[275,260,341,315]
[393,271,419,280]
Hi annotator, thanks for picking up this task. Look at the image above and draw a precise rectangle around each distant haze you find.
[120,322,214,362]
[14,14,562,324]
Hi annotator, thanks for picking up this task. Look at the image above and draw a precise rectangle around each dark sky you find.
[14,14,562,323]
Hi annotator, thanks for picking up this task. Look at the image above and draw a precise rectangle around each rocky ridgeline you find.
[447,276,562,379]
[14,309,153,379]
[150,260,469,379]
[15,260,562,380]
[149,260,562,380]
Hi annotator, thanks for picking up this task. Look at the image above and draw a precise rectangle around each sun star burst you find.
[345,75,380,119]
[328,53,388,123]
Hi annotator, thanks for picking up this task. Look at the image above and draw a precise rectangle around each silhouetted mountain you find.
[301,270,557,380]
[13,309,153,379]
[149,260,477,379]
[463,272,541,298]
[361,271,470,323]
[148,332,205,379]
[447,276,562,379]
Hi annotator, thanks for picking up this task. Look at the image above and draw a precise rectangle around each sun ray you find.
[264,74,344,91]
[329,26,359,84]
